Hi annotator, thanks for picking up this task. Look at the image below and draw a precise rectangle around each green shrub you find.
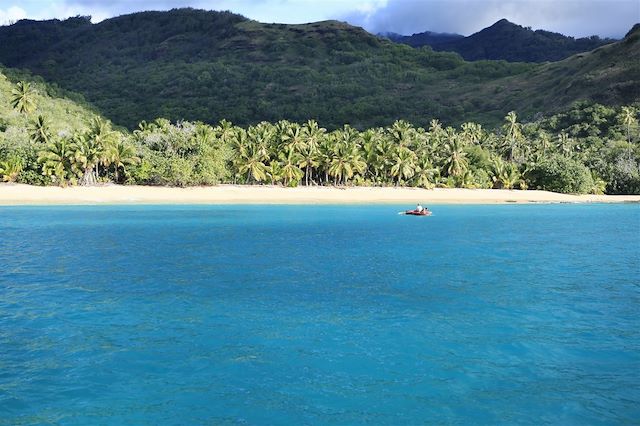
[528,155,595,194]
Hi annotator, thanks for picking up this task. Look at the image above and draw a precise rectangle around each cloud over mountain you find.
[343,0,639,38]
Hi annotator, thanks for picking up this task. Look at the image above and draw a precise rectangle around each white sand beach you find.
[0,183,639,205]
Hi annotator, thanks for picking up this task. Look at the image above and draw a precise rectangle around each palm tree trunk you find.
[81,168,96,186]
[628,126,632,161]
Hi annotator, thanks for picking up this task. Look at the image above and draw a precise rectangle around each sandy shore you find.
[0,183,639,205]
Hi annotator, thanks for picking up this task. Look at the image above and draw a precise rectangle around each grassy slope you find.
[0,9,636,130]
[0,67,98,146]
[491,25,640,113]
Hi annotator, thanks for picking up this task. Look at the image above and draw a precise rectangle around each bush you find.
[17,169,49,186]
[528,155,594,194]
[606,157,640,194]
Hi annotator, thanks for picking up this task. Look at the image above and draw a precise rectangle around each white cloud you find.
[343,0,640,38]
[0,6,27,25]
[0,0,389,24]
[2,0,637,37]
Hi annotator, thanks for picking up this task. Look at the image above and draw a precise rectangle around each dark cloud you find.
[342,0,640,38]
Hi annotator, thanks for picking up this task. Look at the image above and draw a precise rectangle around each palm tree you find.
[461,122,483,145]
[536,131,552,157]
[29,115,52,144]
[86,117,118,179]
[328,145,352,186]
[374,136,395,183]
[215,119,236,144]
[279,149,303,186]
[500,163,522,189]
[299,120,325,185]
[361,128,384,183]
[414,157,438,188]
[72,133,102,185]
[281,123,306,155]
[390,146,417,184]
[428,119,444,138]
[11,81,37,115]
[328,143,366,185]
[442,131,468,178]
[267,161,282,185]
[107,141,140,183]
[194,123,215,146]
[490,156,521,189]
[457,168,476,188]
[317,136,335,185]
[589,171,607,195]
[38,138,75,186]
[0,157,23,182]
[389,120,414,148]
[297,145,319,186]
[619,106,637,160]
[301,119,325,152]
[557,132,574,157]
[501,111,524,162]
[247,123,275,162]
[237,143,268,183]
[135,120,155,133]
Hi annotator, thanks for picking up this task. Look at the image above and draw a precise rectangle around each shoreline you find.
[1,183,639,205]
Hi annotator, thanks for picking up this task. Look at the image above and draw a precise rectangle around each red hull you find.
[405,210,431,216]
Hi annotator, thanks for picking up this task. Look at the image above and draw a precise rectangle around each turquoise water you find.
[0,204,639,425]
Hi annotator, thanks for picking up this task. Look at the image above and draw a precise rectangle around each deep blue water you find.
[0,204,639,425]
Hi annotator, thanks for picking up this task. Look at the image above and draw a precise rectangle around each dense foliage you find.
[390,19,616,62]
[528,156,595,194]
[0,9,637,131]
[0,76,638,194]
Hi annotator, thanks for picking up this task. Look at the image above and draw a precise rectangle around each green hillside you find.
[0,66,98,144]
[460,24,640,119]
[0,9,637,130]
[0,66,102,184]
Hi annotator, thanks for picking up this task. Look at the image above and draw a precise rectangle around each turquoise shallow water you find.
[0,204,639,425]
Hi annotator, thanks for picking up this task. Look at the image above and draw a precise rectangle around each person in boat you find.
[416,203,424,212]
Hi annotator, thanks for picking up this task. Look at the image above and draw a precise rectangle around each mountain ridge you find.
[381,30,464,47]
[388,19,617,62]
[0,9,637,130]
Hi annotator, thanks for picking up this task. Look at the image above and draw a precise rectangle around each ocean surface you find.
[0,204,638,425]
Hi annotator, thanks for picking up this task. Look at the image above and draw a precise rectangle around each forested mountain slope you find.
[0,9,636,129]
[490,24,640,114]
[392,19,615,62]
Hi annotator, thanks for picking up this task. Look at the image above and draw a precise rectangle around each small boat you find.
[404,209,432,216]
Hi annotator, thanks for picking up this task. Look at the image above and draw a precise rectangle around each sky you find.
[0,0,638,38]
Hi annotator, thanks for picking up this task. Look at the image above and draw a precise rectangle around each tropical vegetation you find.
[0,76,638,194]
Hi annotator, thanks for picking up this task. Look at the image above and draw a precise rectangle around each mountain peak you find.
[625,23,640,38]
[386,18,615,62]
[493,18,514,26]
[487,18,521,30]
